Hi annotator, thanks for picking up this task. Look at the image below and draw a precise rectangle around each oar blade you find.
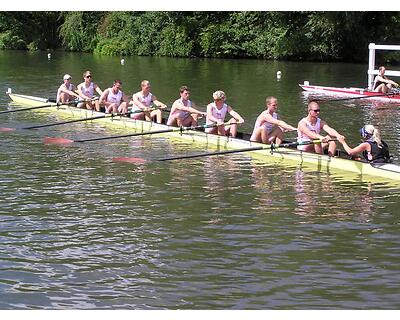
[0,127,16,132]
[43,137,75,145]
[112,157,147,164]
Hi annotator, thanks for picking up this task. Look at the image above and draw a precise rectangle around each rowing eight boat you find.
[5,92,400,183]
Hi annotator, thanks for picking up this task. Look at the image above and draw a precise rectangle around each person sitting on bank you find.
[250,96,297,144]
[99,79,129,114]
[205,90,244,138]
[77,70,103,111]
[297,101,344,157]
[337,125,391,163]
[373,66,399,93]
[129,80,167,124]
[56,74,80,104]
[167,86,206,127]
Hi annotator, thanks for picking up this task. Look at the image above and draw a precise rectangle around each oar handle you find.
[158,146,264,161]
[272,138,338,149]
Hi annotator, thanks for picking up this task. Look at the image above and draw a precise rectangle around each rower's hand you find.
[160,104,168,109]
[335,134,345,143]
[321,135,330,143]
[337,136,345,144]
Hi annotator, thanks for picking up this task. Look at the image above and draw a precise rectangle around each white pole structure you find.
[367,43,400,90]
[368,43,376,90]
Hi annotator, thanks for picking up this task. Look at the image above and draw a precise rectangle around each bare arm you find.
[61,84,80,99]
[151,95,167,109]
[99,89,109,105]
[298,120,325,140]
[338,137,369,156]
[376,75,398,87]
[228,106,244,124]
[94,84,103,96]
[264,113,296,131]
[172,100,205,115]
[77,84,91,100]
[321,122,344,141]
[206,103,222,124]
[130,93,148,110]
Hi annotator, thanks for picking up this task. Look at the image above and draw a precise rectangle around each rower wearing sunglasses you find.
[337,125,391,163]
[297,101,344,156]
[77,70,103,111]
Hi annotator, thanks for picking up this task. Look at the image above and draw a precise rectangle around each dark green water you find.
[0,51,400,309]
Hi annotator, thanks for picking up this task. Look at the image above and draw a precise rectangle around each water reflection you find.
[293,169,375,220]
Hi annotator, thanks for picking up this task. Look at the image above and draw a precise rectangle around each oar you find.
[0,114,107,132]
[271,138,338,149]
[0,108,149,132]
[0,98,93,115]
[158,146,265,161]
[43,122,223,145]
[158,138,339,161]
[315,91,398,102]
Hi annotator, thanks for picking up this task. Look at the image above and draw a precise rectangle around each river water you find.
[0,51,400,309]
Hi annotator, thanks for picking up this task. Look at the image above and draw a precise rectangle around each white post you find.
[368,43,376,90]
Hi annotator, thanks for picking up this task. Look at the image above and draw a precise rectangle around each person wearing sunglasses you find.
[77,70,103,111]
[297,101,344,156]
[337,125,391,163]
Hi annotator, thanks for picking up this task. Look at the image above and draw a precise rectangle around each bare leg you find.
[226,123,238,137]
[273,127,284,145]
[131,112,145,120]
[250,127,263,142]
[118,102,128,114]
[150,109,162,123]
[327,141,337,157]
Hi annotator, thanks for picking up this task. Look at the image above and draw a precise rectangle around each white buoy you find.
[47,53,51,60]
[120,58,125,65]
[276,71,282,80]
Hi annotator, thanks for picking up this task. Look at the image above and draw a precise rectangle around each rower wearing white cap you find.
[56,74,80,104]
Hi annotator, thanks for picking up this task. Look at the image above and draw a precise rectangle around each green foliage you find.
[59,12,104,52]
[157,25,193,57]
[0,12,60,50]
[1,11,400,62]
[0,31,26,49]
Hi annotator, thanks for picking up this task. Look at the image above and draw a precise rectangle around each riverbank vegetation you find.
[1,12,399,62]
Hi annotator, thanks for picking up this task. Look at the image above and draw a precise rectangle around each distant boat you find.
[300,43,400,103]
[299,82,400,103]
